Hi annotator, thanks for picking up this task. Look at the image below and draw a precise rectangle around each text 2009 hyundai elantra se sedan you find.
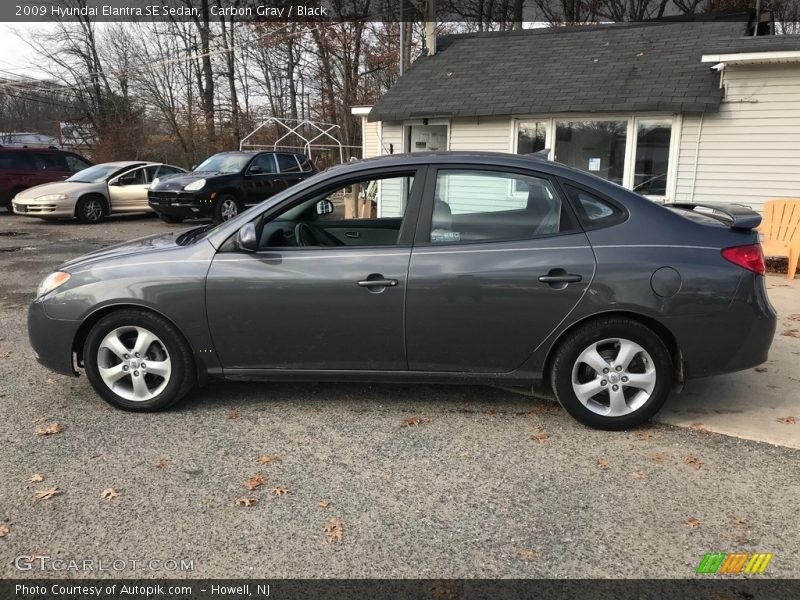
[28,152,776,430]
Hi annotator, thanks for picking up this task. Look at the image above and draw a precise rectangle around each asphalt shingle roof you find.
[369,21,761,122]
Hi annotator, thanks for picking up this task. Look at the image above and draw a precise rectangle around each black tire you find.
[5,187,25,213]
[213,194,240,224]
[75,195,107,224]
[159,214,184,224]
[550,317,673,431]
[83,309,196,411]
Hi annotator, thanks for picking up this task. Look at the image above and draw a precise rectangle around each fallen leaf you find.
[35,423,64,436]
[754,367,768,373]
[530,432,550,443]
[516,548,538,560]
[776,416,796,425]
[244,474,268,491]
[689,422,710,433]
[26,474,44,484]
[684,455,705,469]
[649,453,669,463]
[227,410,240,420]
[630,470,649,480]
[272,486,289,496]
[596,458,610,470]
[685,517,701,529]
[257,454,281,465]
[0,524,9,538]
[729,515,749,527]
[35,487,62,500]
[633,430,653,440]
[234,496,257,507]
[155,458,168,468]
[781,328,800,338]
[317,500,331,508]
[430,580,458,598]
[101,488,120,500]
[401,416,431,427]
[323,517,343,544]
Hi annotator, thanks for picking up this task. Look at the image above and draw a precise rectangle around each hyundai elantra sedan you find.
[28,152,776,429]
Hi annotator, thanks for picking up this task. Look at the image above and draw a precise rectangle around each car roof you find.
[95,161,149,168]
[0,146,74,153]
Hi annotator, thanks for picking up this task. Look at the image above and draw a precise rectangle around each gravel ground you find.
[1,213,798,579]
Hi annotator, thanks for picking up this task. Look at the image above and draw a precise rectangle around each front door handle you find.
[345,231,361,239]
[357,278,398,288]
[538,274,582,284]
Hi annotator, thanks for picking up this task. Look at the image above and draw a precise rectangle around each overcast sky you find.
[0,23,56,79]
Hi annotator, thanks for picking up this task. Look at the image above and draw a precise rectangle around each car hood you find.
[58,230,184,271]
[16,180,104,199]
[152,172,234,191]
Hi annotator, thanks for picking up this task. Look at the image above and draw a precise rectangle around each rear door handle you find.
[357,278,398,288]
[345,231,360,239]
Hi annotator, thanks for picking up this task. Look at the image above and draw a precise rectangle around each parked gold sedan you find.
[12,161,186,223]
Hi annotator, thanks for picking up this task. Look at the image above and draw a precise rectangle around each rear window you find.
[563,183,626,228]
[0,151,31,170]
[296,155,314,172]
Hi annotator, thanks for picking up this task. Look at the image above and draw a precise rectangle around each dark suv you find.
[0,147,93,212]
[148,150,317,223]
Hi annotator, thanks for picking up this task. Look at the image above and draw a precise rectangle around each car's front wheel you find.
[214,194,240,223]
[83,309,195,411]
[75,195,107,224]
[550,317,672,430]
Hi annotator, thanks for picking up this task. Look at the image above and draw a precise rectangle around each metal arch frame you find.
[239,117,355,163]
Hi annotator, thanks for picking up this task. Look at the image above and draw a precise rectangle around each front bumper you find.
[148,191,215,218]
[28,300,81,376]
[13,197,76,219]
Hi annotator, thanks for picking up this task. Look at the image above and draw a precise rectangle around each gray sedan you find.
[27,152,776,429]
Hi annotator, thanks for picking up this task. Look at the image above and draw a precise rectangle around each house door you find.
[408,125,448,153]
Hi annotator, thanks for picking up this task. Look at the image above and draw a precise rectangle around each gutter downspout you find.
[690,112,704,203]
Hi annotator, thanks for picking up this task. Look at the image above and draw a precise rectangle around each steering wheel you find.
[294,222,344,247]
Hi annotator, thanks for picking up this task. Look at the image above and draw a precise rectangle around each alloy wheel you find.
[220,199,238,221]
[82,199,104,222]
[96,326,171,401]
[570,337,656,417]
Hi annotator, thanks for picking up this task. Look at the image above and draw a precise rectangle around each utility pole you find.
[399,0,406,76]
[425,0,436,56]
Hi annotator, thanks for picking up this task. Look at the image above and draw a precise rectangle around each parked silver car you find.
[13,161,186,223]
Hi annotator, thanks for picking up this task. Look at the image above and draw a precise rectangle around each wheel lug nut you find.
[603,368,609,374]
[600,380,607,386]
[133,370,139,377]
[122,365,129,371]
[615,366,622,372]
[135,352,140,358]
[621,376,628,382]
[612,384,619,391]
[141,362,146,369]
[124,354,129,359]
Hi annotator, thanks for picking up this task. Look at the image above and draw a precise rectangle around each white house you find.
[354,18,800,214]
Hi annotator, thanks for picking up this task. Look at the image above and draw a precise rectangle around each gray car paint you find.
[28,152,776,392]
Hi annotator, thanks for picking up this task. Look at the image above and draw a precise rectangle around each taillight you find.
[721,243,765,275]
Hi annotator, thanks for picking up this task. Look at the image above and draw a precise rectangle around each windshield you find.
[66,164,124,183]
[194,154,250,174]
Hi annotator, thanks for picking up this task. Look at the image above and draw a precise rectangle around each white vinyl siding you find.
[362,117,381,159]
[673,63,800,212]
[448,117,512,152]
[377,122,405,217]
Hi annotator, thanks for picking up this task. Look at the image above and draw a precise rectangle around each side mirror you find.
[108,178,121,186]
[249,165,263,175]
[237,222,258,252]
[315,199,334,216]
[191,164,197,171]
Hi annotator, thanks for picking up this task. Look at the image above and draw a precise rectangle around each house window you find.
[554,120,628,185]
[633,119,672,196]
[517,121,547,155]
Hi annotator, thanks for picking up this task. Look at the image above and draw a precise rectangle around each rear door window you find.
[562,183,626,228]
[276,154,301,173]
[33,152,69,171]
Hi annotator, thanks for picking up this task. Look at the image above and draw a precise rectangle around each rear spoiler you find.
[663,202,761,230]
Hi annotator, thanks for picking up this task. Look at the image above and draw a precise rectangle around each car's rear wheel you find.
[83,309,195,411]
[76,195,106,224]
[159,214,184,224]
[214,194,240,223]
[550,318,672,430]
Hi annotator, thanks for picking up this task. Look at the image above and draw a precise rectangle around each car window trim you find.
[556,178,630,231]
[412,164,583,247]
[220,165,427,253]
[275,153,302,175]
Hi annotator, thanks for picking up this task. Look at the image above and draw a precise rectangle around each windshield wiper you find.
[176,224,213,246]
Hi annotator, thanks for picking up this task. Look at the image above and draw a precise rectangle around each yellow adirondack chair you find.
[759,199,800,280]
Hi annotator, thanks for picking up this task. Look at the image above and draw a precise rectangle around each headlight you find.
[184,179,206,191]
[36,271,71,298]
[34,193,69,202]
[151,177,160,187]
